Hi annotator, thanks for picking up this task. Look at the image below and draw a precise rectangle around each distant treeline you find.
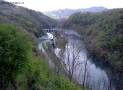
[62,9,123,71]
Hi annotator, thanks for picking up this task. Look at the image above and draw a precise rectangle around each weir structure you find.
[43,29,57,33]
[43,28,79,36]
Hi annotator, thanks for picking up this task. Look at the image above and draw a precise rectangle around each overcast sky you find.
[5,0,123,12]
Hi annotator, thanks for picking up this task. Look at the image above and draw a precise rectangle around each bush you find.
[0,23,31,89]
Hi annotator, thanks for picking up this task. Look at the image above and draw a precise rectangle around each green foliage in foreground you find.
[62,9,123,71]
[0,23,82,90]
[0,23,31,89]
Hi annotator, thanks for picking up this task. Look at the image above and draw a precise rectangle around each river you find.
[39,33,123,90]
[55,35,123,90]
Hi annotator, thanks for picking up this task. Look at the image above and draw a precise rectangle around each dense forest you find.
[0,1,82,90]
[62,9,123,71]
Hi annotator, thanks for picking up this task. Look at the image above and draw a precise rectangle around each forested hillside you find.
[62,9,123,71]
[0,23,82,90]
[0,1,82,90]
[0,1,58,37]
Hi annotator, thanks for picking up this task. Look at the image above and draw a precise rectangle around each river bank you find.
[38,38,68,76]
[39,31,123,90]
[77,28,123,73]
[56,30,123,90]
[39,33,87,89]
[62,9,123,74]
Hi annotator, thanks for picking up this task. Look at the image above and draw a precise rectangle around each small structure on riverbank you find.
[47,33,56,49]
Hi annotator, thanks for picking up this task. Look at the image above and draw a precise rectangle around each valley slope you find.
[62,9,123,71]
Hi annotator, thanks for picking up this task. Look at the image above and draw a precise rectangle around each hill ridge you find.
[43,6,107,19]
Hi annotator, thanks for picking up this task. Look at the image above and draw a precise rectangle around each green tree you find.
[0,23,31,89]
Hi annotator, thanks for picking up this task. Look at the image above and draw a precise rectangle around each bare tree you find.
[65,32,91,86]
[82,54,88,88]
[66,36,84,82]
[80,52,91,89]
[64,34,91,87]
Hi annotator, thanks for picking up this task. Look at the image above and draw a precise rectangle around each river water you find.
[39,33,123,90]
[55,35,123,90]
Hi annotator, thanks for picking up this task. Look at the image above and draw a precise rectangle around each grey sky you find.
[5,0,123,12]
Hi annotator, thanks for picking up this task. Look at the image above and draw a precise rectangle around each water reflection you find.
[91,58,123,90]
[58,35,123,90]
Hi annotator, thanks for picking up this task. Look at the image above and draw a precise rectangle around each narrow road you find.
[38,39,55,68]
